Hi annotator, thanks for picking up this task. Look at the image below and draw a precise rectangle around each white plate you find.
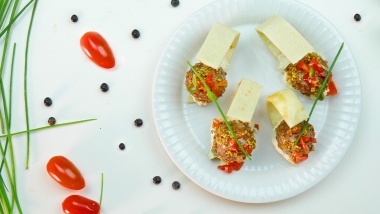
[152,0,361,203]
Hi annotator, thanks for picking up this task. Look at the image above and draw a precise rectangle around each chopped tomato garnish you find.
[293,152,308,164]
[326,80,338,96]
[218,165,233,173]
[303,73,317,87]
[205,72,214,88]
[301,136,317,143]
[243,144,253,155]
[218,161,244,173]
[297,60,309,73]
[227,138,238,152]
[212,85,222,97]
[254,123,259,130]
[308,58,325,73]
[212,119,220,128]
[299,138,309,153]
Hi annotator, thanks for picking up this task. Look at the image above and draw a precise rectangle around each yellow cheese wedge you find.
[256,15,314,69]
[266,88,308,128]
[196,23,240,70]
[226,78,263,124]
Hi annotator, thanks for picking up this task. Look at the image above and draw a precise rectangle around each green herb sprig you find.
[294,43,344,145]
[186,61,251,160]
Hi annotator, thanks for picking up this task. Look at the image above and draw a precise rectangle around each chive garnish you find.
[24,0,39,169]
[294,43,344,145]
[0,119,97,139]
[0,0,35,38]
[99,173,104,206]
[186,61,251,160]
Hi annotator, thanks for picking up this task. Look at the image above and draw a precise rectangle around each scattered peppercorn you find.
[71,14,78,22]
[131,29,140,39]
[119,143,125,150]
[48,117,56,126]
[354,13,361,21]
[100,83,109,92]
[44,97,52,106]
[153,176,161,184]
[172,181,180,190]
[134,118,143,127]
[171,0,180,7]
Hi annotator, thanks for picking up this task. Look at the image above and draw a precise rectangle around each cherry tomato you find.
[62,195,100,214]
[46,156,85,190]
[80,31,115,69]
[326,80,338,96]
[217,161,244,173]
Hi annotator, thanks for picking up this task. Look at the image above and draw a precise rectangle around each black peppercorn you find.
[119,143,125,150]
[354,13,361,21]
[153,176,161,184]
[71,14,78,22]
[171,0,180,7]
[172,181,180,190]
[134,118,143,127]
[100,83,109,92]
[131,29,140,39]
[44,97,52,106]
[48,117,56,126]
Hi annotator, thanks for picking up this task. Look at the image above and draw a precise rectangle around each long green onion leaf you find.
[24,0,38,169]
[294,43,344,145]
[186,61,251,160]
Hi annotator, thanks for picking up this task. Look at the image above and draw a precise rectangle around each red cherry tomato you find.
[46,156,85,190]
[80,31,115,69]
[62,195,100,214]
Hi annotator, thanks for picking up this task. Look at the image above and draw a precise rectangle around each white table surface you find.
[2,0,379,213]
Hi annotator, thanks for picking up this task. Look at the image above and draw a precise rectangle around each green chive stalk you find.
[24,0,38,169]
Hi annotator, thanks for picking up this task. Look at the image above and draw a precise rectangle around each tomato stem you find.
[99,173,104,207]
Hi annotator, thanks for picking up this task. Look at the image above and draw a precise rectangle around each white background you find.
[1,0,379,213]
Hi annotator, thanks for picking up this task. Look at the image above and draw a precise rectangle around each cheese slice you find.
[196,23,240,70]
[256,15,314,69]
[226,78,262,124]
[266,88,308,128]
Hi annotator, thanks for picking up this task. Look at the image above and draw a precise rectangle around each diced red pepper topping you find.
[205,72,214,88]
[299,137,309,153]
[254,123,259,130]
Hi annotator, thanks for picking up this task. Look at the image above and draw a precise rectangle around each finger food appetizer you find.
[266,88,317,164]
[185,23,240,105]
[209,78,262,173]
[256,15,338,100]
